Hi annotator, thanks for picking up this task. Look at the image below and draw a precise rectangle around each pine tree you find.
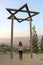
[40,36,43,52]
[32,25,38,53]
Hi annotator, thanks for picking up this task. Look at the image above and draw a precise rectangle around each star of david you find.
[6,3,39,23]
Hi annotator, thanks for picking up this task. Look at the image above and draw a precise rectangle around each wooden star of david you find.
[6,3,39,23]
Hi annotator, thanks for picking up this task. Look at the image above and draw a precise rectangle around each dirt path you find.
[0,53,43,65]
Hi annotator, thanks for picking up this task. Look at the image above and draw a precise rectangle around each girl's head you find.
[19,41,22,46]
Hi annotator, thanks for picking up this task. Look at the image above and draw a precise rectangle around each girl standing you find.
[18,41,23,60]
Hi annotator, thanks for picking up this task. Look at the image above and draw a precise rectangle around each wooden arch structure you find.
[6,3,39,59]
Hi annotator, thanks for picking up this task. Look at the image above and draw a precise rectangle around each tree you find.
[32,25,38,53]
[40,36,43,52]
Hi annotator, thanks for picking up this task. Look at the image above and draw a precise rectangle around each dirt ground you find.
[0,53,43,65]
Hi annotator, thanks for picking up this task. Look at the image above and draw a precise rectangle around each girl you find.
[18,41,23,60]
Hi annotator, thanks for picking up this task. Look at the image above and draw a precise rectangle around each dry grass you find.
[0,53,43,65]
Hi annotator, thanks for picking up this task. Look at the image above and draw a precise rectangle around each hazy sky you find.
[0,0,43,38]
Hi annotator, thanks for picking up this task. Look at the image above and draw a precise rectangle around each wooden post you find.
[30,20,33,58]
[11,16,14,59]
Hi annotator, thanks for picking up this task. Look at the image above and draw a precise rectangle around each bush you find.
[13,47,18,53]
[23,48,30,53]
[0,44,11,53]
